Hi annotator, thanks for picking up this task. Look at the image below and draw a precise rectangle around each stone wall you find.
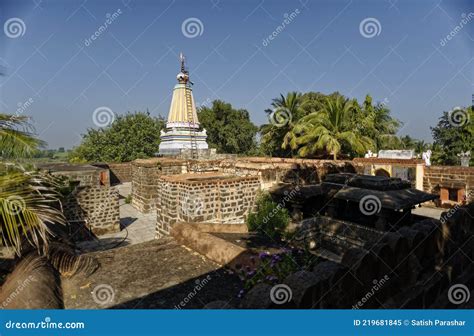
[131,158,186,213]
[94,162,132,184]
[423,166,474,205]
[39,164,109,187]
[156,173,260,237]
[221,158,360,189]
[64,186,120,236]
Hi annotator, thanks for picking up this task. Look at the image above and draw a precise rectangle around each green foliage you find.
[0,114,45,159]
[247,192,290,240]
[237,249,316,296]
[431,107,474,165]
[260,92,402,159]
[287,96,374,159]
[259,92,303,157]
[124,194,132,204]
[198,100,258,155]
[69,111,165,163]
[356,95,402,151]
[0,113,66,255]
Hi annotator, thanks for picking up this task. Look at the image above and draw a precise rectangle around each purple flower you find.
[259,251,270,260]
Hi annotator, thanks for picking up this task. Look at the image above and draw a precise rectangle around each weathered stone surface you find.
[156,173,260,237]
[64,186,120,236]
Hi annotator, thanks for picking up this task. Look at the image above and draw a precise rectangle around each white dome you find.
[177,72,189,82]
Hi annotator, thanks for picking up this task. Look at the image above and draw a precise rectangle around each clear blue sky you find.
[0,0,472,149]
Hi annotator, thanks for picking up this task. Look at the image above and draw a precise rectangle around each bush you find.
[247,192,290,240]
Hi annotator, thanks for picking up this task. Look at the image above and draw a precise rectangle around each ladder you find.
[185,84,199,160]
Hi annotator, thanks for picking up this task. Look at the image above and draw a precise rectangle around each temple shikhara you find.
[158,53,208,157]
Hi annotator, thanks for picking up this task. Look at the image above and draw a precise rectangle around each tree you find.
[0,113,65,255]
[289,96,373,159]
[69,111,165,162]
[400,135,417,150]
[260,92,318,157]
[357,95,402,151]
[431,107,473,165]
[0,114,44,159]
[198,100,258,155]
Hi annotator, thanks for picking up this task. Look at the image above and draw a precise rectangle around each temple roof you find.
[166,53,199,128]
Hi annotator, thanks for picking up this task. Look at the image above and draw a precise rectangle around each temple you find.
[158,53,208,157]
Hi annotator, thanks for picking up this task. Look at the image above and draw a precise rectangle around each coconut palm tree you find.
[290,96,373,159]
[0,114,45,159]
[0,113,65,255]
[358,95,402,151]
[260,92,303,157]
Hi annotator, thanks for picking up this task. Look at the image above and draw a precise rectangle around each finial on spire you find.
[177,52,190,84]
[179,52,186,73]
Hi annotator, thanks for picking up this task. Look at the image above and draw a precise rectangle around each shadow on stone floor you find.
[120,216,137,230]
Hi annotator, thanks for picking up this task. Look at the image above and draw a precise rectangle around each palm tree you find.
[414,140,428,155]
[0,114,44,159]
[358,95,402,151]
[0,113,65,255]
[261,92,302,157]
[290,96,373,159]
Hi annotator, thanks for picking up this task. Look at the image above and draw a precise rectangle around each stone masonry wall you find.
[49,168,109,187]
[220,158,360,189]
[156,174,260,237]
[423,166,474,203]
[131,158,186,213]
[64,186,120,236]
[94,162,132,184]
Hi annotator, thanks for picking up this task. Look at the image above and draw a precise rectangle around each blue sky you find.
[0,0,472,149]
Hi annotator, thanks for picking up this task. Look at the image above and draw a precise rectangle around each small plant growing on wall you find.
[246,192,290,240]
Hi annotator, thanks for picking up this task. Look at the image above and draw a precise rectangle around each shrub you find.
[236,248,316,298]
[246,192,290,240]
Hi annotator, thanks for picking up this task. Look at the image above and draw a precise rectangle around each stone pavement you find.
[77,182,156,252]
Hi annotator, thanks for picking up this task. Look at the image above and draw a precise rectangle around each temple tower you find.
[158,53,208,157]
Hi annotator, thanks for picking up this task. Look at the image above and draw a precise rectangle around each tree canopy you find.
[198,100,258,155]
[431,107,473,166]
[70,111,165,163]
[260,92,402,159]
